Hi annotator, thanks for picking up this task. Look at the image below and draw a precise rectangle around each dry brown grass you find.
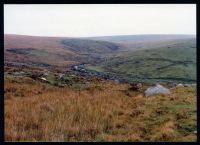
[4,76,197,142]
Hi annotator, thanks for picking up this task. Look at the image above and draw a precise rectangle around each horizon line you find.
[4,33,196,38]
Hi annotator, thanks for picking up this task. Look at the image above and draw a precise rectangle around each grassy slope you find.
[4,34,123,67]
[5,34,196,68]
[61,38,123,54]
[86,38,196,83]
[4,75,196,141]
[4,34,82,67]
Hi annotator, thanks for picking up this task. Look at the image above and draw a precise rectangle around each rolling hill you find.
[4,34,124,68]
[87,34,195,43]
[85,38,196,83]
[87,34,196,51]
[4,34,81,67]
[4,34,196,83]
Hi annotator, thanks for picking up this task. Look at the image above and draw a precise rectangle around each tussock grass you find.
[4,77,196,141]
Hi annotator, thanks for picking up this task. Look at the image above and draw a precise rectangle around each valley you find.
[4,34,196,84]
[84,38,196,83]
[4,34,197,142]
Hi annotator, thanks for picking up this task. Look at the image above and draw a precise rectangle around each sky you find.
[4,4,196,37]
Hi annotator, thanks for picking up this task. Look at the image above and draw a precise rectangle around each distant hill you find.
[4,34,123,67]
[4,34,196,83]
[85,38,196,83]
[61,39,123,54]
[4,34,81,67]
[87,34,195,43]
[87,34,196,50]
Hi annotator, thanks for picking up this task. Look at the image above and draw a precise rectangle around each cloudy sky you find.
[4,4,196,37]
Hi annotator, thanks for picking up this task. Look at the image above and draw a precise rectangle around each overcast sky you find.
[4,4,196,37]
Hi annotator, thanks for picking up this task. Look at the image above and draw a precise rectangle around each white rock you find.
[145,84,171,97]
